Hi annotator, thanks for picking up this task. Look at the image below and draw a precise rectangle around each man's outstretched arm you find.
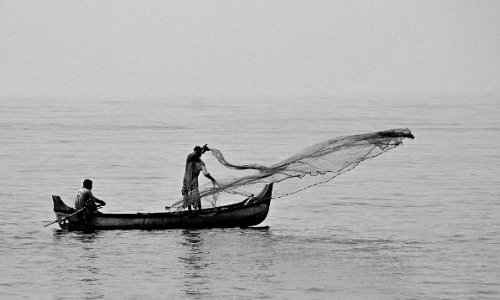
[90,192,106,206]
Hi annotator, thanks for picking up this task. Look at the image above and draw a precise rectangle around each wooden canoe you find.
[51,183,273,231]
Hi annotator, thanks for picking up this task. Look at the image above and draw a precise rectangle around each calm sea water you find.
[1,96,499,299]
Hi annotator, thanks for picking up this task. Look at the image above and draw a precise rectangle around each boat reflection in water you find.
[177,227,276,298]
[179,230,210,298]
[50,231,105,299]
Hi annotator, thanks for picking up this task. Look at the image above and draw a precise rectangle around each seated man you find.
[75,179,106,213]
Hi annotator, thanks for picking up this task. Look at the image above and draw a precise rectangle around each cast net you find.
[168,128,414,210]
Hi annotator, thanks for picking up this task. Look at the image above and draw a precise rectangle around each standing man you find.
[182,144,217,211]
[75,179,106,213]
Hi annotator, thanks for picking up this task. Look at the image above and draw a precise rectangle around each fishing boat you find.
[50,183,273,231]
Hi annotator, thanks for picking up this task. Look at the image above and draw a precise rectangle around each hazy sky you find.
[1,0,499,99]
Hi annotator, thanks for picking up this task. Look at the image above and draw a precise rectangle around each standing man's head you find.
[193,144,210,157]
[193,146,203,157]
[83,179,93,190]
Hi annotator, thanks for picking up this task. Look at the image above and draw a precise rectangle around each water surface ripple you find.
[1,97,499,299]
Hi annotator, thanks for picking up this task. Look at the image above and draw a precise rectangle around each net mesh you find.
[168,128,414,210]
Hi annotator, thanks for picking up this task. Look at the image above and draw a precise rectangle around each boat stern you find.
[52,195,75,230]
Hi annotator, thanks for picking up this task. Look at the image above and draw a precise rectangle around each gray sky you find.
[1,0,499,100]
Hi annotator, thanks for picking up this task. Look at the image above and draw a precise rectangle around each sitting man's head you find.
[83,179,93,190]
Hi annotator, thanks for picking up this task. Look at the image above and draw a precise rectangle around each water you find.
[1,96,499,299]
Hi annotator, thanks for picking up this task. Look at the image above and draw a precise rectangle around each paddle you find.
[44,205,103,228]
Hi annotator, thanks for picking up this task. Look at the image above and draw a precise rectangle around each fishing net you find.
[168,128,414,210]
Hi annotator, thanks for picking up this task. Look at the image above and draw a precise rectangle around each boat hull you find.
[52,184,273,231]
